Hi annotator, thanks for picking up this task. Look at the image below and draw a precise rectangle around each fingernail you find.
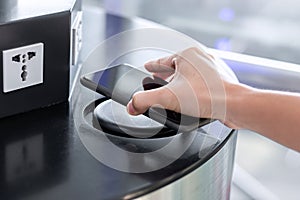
[127,100,137,115]
[171,57,177,65]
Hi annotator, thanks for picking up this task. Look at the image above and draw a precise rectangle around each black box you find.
[0,0,82,118]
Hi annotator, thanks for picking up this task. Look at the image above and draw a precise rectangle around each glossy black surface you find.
[0,7,234,200]
[0,101,233,200]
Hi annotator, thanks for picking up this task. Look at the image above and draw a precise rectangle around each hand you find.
[126,47,239,127]
[126,47,300,152]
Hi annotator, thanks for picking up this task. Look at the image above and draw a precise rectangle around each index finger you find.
[144,55,176,73]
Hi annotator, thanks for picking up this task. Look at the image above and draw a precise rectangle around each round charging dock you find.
[92,99,178,139]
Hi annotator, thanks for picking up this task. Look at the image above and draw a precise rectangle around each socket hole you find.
[22,54,26,58]
[28,52,36,60]
[22,65,27,71]
[21,71,28,81]
[12,54,21,63]
[22,59,26,63]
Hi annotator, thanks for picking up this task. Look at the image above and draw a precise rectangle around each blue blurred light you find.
[215,38,232,51]
[218,7,235,21]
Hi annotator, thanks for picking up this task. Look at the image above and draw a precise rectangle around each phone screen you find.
[82,64,167,105]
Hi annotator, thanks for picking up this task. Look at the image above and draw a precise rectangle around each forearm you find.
[226,83,300,152]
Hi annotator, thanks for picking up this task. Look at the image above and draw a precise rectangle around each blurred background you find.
[85,0,300,199]
[98,0,300,65]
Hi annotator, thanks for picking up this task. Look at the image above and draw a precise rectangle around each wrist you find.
[224,82,254,129]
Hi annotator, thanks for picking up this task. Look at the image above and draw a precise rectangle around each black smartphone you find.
[80,63,212,132]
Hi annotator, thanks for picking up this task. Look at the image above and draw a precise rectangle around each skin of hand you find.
[126,47,300,152]
[127,47,236,126]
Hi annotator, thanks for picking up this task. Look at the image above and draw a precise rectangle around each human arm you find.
[226,84,300,152]
[126,47,300,152]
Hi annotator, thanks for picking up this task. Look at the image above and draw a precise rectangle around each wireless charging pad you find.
[93,99,177,138]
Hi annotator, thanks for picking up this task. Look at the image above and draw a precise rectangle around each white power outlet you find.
[3,43,44,93]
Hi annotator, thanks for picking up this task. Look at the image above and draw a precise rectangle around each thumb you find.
[127,87,175,115]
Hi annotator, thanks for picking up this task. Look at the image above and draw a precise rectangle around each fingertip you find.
[144,61,155,71]
[144,62,150,67]
[144,59,154,66]
[126,100,138,115]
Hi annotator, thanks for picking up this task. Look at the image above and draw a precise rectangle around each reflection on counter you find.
[0,103,69,199]
[5,134,44,183]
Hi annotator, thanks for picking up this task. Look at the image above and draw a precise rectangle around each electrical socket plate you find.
[3,43,44,93]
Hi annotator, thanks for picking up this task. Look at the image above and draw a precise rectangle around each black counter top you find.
[0,101,233,200]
